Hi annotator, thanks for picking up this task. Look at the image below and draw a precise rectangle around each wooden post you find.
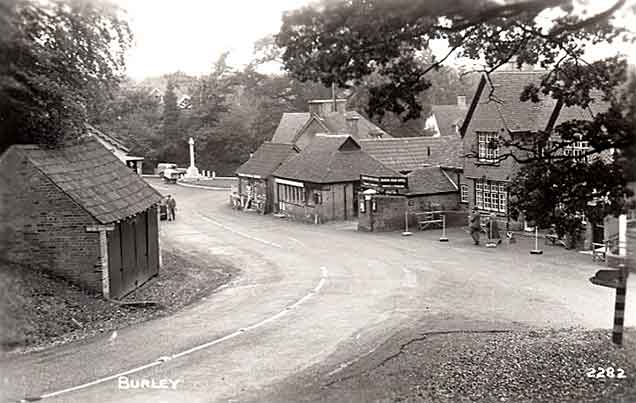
[613,266,628,346]
[86,224,115,299]
[402,198,412,236]
[439,214,448,242]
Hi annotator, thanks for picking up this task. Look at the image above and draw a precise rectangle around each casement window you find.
[460,184,468,203]
[475,180,507,213]
[563,140,590,158]
[477,132,499,162]
[278,183,305,205]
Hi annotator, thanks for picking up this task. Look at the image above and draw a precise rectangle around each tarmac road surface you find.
[2,179,634,403]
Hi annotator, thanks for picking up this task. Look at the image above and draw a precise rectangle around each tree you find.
[0,0,132,152]
[275,0,635,241]
[156,81,181,162]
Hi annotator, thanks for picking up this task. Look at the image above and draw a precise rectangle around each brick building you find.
[0,137,163,299]
[459,70,608,241]
[272,134,400,223]
[235,142,299,214]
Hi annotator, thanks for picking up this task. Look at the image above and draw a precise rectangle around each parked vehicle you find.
[163,168,179,184]
[155,163,177,177]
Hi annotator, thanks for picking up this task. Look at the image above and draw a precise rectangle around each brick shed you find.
[0,137,163,299]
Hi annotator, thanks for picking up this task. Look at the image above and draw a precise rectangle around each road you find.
[2,179,634,403]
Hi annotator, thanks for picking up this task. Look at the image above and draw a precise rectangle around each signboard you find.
[360,175,408,191]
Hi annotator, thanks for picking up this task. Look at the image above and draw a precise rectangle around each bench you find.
[592,242,607,262]
[416,211,443,231]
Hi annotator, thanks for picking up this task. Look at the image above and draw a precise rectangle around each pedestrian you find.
[167,194,176,221]
[469,208,482,245]
[487,212,502,244]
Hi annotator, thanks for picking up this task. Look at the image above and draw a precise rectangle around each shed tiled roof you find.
[271,113,312,143]
[15,137,162,224]
[407,167,458,195]
[236,142,299,177]
[359,135,463,172]
[273,134,401,183]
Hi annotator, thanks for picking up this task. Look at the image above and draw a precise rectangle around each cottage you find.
[271,99,390,149]
[272,134,400,223]
[235,142,299,214]
[0,137,163,299]
[460,69,608,241]
[424,97,469,137]
[86,124,145,175]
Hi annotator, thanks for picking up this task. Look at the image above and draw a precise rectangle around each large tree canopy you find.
[276,0,635,241]
[0,0,131,152]
[276,0,628,120]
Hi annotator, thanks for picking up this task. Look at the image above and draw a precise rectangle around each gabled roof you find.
[407,166,458,195]
[317,111,389,139]
[359,135,463,172]
[273,134,401,183]
[11,137,162,224]
[271,113,312,143]
[460,71,603,136]
[271,110,390,144]
[236,142,299,178]
[86,124,130,153]
[431,104,467,137]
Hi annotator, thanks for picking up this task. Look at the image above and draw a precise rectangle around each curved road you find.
[2,179,634,403]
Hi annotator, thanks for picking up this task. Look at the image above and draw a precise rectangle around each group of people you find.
[469,208,502,246]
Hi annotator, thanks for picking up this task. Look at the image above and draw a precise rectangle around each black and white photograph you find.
[1,0,636,402]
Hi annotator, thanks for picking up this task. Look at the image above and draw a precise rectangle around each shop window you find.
[475,179,507,213]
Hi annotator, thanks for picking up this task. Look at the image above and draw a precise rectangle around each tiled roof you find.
[359,135,463,172]
[431,104,467,137]
[464,71,605,134]
[317,111,389,139]
[236,142,299,177]
[273,134,401,183]
[15,137,162,224]
[271,113,312,143]
[407,166,458,195]
[86,124,130,153]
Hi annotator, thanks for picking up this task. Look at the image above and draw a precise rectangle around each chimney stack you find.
[457,96,467,108]
[308,99,347,117]
[346,114,360,137]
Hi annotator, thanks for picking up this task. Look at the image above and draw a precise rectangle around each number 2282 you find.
[586,367,627,379]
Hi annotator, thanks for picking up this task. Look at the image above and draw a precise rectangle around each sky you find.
[115,0,636,81]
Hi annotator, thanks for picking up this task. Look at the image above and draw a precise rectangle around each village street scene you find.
[1,1,636,402]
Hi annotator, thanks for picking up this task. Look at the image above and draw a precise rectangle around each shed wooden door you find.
[107,210,158,299]
[107,223,124,298]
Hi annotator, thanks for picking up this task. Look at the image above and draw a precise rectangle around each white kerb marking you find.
[29,267,329,401]
[197,213,282,248]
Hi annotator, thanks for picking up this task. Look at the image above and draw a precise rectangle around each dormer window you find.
[477,131,499,162]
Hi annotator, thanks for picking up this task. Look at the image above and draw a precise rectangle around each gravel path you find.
[256,324,636,403]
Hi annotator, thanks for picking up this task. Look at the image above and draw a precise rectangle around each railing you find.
[415,211,444,231]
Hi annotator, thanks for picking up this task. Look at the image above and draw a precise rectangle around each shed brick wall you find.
[0,151,102,293]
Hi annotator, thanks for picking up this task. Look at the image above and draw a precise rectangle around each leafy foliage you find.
[276,0,635,239]
[0,0,131,152]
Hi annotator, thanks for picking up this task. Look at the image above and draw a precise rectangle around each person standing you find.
[469,208,482,245]
[167,195,176,221]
